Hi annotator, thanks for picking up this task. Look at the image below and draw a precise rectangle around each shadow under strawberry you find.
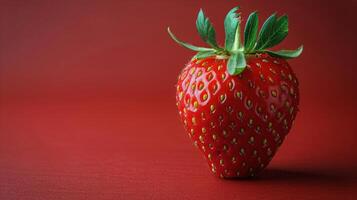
[222,168,356,185]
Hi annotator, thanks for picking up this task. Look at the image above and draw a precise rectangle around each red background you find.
[1,0,357,199]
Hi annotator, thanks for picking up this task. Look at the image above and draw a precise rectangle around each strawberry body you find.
[176,54,299,178]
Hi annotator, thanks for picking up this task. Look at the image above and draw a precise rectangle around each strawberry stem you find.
[168,6,303,75]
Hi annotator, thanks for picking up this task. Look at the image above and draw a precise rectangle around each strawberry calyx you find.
[168,6,303,75]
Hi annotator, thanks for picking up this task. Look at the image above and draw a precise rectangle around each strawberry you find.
[168,7,303,178]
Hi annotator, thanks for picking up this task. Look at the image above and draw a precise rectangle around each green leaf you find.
[195,51,216,59]
[265,45,303,59]
[224,7,239,51]
[227,52,246,75]
[255,14,276,50]
[167,27,213,52]
[266,15,288,48]
[231,17,242,52]
[196,9,219,49]
[244,11,259,52]
[256,14,288,50]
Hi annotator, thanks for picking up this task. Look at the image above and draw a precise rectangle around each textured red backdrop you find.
[1,0,357,199]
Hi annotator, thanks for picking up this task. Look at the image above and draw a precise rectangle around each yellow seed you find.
[226,106,233,113]
[288,74,293,81]
[248,80,255,88]
[197,70,202,77]
[263,138,268,145]
[199,135,204,143]
[189,68,195,75]
[212,134,217,140]
[186,98,190,104]
[220,94,226,103]
[212,84,218,93]
[259,73,265,80]
[222,130,227,137]
[220,159,224,166]
[207,66,212,72]
[223,145,227,151]
[240,148,245,155]
[269,68,277,74]
[236,91,242,99]
[210,105,215,113]
[246,99,252,108]
[190,129,194,135]
[253,150,257,156]
[229,81,234,90]
[193,140,198,148]
[270,104,276,111]
[218,65,223,70]
[202,127,206,133]
[202,93,208,101]
[263,114,268,121]
[238,111,243,119]
[257,106,262,113]
[198,82,204,90]
[289,107,294,115]
[191,117,196,125]
[285,101,290,107]
[185,81,189,87]
[178,92,183,99]
[230,122,236,130]
[240,128,244,134]
[193,101,198,108]
[201,112,205,120]
[293,78,298,84]
[256,126,261,133]
[271,90,277,97]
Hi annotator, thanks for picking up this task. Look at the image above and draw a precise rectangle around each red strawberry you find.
[169,7,303,178]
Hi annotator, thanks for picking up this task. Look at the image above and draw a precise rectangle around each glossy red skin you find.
[176,54,299,178]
